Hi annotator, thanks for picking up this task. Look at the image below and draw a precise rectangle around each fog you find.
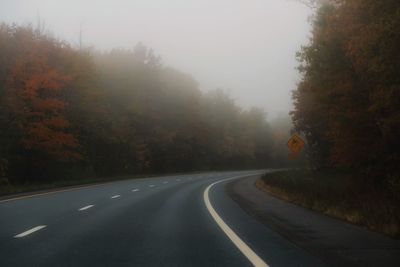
[0,0,311,118]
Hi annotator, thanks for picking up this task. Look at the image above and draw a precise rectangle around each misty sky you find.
[0,0,312,118]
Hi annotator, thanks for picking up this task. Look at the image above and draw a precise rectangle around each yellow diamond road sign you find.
[287,133,305,155]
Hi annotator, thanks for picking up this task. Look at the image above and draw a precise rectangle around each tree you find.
[292,0,400,184]
[4,27,80,180]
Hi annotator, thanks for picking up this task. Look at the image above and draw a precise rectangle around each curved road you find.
[0,171,326,267]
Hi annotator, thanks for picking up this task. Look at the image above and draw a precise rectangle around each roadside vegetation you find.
[257,170,400,237]
[258,0,400,238]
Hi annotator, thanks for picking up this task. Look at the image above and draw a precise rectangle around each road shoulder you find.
[226,175,400,267]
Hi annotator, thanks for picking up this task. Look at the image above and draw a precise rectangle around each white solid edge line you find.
[203,174,269,267]
[111,195,120,199]
[14,225,47,238]
[79,205,94,211]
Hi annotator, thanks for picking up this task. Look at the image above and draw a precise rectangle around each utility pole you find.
[79,21,84,50]
[36,11,45,35]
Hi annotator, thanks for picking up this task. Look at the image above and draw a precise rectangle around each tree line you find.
[292,0,400,188]
[0,23,291,185]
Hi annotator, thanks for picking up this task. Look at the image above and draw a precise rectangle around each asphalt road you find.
[228,175,400,267]
[0,170,329,267]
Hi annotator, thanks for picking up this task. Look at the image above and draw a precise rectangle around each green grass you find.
[257,170,400,238]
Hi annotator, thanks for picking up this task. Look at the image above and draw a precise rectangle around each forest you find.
[0,23,292,187]
[292,0,400,189]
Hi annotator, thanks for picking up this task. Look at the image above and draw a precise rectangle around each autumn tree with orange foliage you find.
[7,48,80,159]
[1,25,81,181]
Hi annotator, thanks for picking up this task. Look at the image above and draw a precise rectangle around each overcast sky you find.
[0,0,312,119]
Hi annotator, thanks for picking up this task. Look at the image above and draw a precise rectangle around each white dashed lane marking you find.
[14,225,47,238]
[111,195,120,199]
[79,205,94,211]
